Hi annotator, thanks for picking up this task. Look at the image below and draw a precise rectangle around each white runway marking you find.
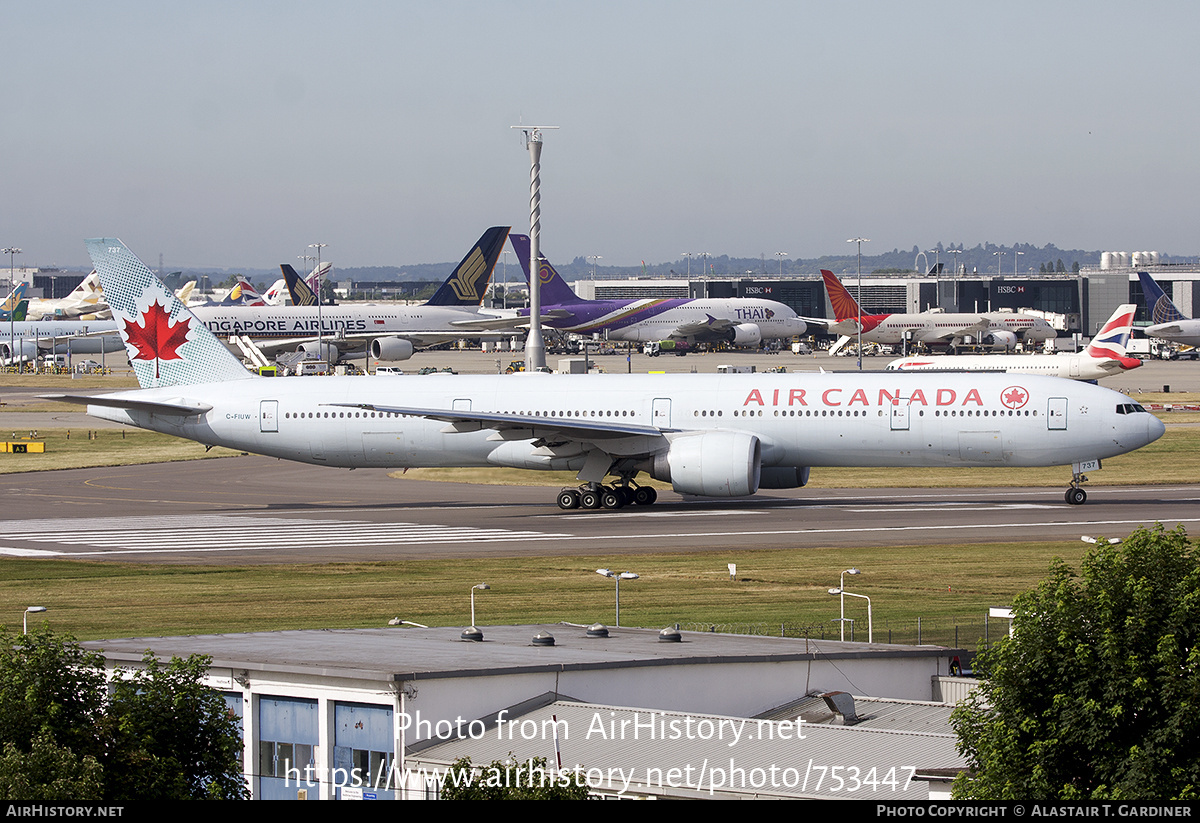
[0,514,569,556]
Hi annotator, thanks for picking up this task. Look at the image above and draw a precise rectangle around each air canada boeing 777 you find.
[53,238,1164,509]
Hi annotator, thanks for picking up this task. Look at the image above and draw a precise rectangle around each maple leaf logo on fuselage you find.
[124,300,191,378]
[1001,386,1029,410]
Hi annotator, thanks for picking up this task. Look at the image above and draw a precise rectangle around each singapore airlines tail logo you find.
[448,248,488,302]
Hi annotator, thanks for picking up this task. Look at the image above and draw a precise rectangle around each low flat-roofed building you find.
[86,624,969,800]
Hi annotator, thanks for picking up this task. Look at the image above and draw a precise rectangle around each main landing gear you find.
[556,482,658,511]
[1064,470,1089,505]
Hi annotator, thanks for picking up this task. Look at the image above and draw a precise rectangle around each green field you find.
[1,540,1093,646]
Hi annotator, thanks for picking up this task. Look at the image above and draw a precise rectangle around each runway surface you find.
[0,456,1194,564]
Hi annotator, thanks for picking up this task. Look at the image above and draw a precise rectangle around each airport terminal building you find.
[87,624,974,800]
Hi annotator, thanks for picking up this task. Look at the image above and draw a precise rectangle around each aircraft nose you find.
[1148,413,1166,445]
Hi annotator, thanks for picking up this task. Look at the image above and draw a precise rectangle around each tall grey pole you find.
[512,125,558,372]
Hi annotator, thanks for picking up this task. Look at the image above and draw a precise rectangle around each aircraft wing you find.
[331,403,678,440]
[667,315,737,340]
[449,310,575,331]
[923,318,988,341]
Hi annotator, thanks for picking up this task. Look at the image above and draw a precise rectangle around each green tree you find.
[0,628,247,801]
[440,756,590,800]
[951,524,1200,799]
[106,652,247,800]
[0,732,103,801]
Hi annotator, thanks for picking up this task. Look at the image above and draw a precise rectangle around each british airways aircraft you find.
[493,234,807,347]
[886,304,1141,381]
[53,238,1164,510]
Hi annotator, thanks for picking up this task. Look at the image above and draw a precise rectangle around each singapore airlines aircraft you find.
[188,227,510,363]
[54,238,1164,509]
[816,270,1056,352]
[1140,271,1200,348]
[886,304,1141,381]
[480,234,807,346]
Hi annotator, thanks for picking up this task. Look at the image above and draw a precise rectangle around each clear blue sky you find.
[6,1,1198,271]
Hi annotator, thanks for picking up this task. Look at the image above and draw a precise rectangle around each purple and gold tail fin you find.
[508,234,583,306]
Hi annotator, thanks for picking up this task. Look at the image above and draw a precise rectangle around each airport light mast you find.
[4,247,21,370]
[512,124,558,372]
[308,243,327,364]
[847,237,869,371]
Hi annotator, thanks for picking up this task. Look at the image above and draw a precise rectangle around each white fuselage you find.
[1,320,123,357]
[886,353,1135,381]
[1146,319,1200,348]
[831,313,1055,345]
[85,372,1163,478]
[552,299,806,343]
[190,304,489,341]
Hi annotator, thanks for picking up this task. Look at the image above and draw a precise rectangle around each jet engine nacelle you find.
[298,341,341,363]
[727,323,763,348]
[759,466,810,489]
[982,330,1018,351]
[651,431,761,497]
[0,339,38,365]
[369,337,415,362]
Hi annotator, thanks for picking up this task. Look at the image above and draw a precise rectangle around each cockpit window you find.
[1115,403,1149,414]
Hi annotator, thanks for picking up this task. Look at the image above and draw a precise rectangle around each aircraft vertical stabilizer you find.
[821,270,864,322]
[425,226,511,307]
[1138,271,1188,324]
[509,233,585,306]
[86,238,254,389]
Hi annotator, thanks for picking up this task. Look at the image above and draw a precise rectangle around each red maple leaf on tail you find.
[123,300,191,378]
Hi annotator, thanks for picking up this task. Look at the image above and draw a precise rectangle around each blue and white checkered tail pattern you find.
[86,238,255,389]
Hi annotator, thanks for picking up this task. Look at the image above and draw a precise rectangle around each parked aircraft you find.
[189,226,511,362]
[25,271,110,321]
[0,283,28,321]
[816,270,1056,353]
[279,262,332,307]
[886,304,1141,380]
[483,234,806,347]
[1139,271,1200,347]
[55,237,1165,510]
[0,318,123,364]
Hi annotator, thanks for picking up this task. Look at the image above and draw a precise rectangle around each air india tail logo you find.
[448,248,487,302]
[124,300,191,378]
[1001,386,1029,409]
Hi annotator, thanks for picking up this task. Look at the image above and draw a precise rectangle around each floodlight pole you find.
[512,125,558,372]
[848,238,869,370]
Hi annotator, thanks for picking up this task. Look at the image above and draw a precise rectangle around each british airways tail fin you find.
[86,238,254,389]
[1139,271,1188,324]
[281,263,320,306]
[508,234,584,306]
[425,226,510,307]
[821,269,863,322]
[1084,303,1138,366]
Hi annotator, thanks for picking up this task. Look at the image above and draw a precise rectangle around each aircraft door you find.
[260,400,278,433]
[890,401,910,431]
[453,398,472,411]
[652,398,671,428]
[1047,397,1067,430]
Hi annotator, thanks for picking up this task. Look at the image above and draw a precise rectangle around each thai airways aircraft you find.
[189,226,511,363]
[485,234,806,347]
[1139,271,1200,347]
[52,237,1165,510]
[816,270,1056,352]
[886,304,1141,381]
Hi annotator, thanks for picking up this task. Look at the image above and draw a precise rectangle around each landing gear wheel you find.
[557,489,581,510]
[1065,487,1087,506]
[579,489,602,510]
[632,486,658,506]
[601,489,625,510]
